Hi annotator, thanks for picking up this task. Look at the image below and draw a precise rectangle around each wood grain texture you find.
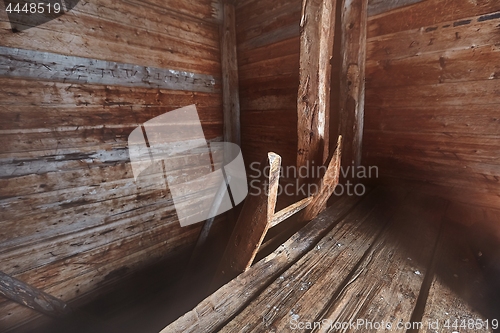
[236,0,300,177]
[367,0,500,38]
[296,0,336,172]
[212,153,281,288]
[338,0,368,172]
[363,5,500,220]
[0,47,217,93]
[0,0,223,330]
[420,223,495,332]
[367,0,424,17]
[161,194,363,333]
[220,1,241,145]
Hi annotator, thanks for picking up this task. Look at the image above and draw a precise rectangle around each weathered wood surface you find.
[0,1,221,73]
[0,0,224,330]
[296,0,336,174]
[367,0,500,38]
[364,4,500,216]
[338,0,368,172]
[217,187,407,332]
[161,193,364,333]
[0,47,217,93]
[212,153,281,288]
[300,135,342,221]
[312,192,446,333]
[236,0,301,175]
[220,1,241,145]
[367,0,424,17]
[269,196,313,228]
[420,223,495,333]
[0,271,70,318]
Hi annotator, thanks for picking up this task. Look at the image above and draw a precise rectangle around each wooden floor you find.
[164,187,500,333]
[25,187,499,333]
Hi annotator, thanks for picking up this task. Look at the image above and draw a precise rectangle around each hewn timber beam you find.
[338,0,368,177]
[212,153,281,288]
[0,270,70,317]
[220,0,241,146]
[297,0,337,179]
[212,137,342,289]
[300,135,343,221]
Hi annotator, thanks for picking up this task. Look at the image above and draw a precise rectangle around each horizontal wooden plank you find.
[239,73,299,94]
[365,105,500,136]
[367,13,500,62]
[238,36,299,67]
[0,224,200,329]
[366,80,500,108]
[0,47,217,93]
[238,23,300,51]
[0,78,222,107]
[367,0,424,17]
[126,0,221,23]
[367,0,500,38]
[364,154,500,192]
[67,0,220,48]
[239,53,298,80]
[0,105,222,131]
[235,0,300,29]
[366,44,500,88]
[1,11,220,61]
[0,123,221,155]
[0,21,220,74]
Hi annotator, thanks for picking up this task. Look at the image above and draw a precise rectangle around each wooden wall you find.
[363,0,500,237]
[0,0,223,330]
[235,0,301,174]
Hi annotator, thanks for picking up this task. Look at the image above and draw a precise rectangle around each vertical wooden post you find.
[220,0,241,146]
[338,0,368,175]
[297,0,337,182]
[186,0,241,277]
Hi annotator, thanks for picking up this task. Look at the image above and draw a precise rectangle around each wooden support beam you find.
[220,0,241,146]
[269,196,314,229]
[0,270,70,318]
[212,153,281,288]
[301,135,343,221]
[338,0,368,176]
[212,137,341,290]
[297,0,337,178]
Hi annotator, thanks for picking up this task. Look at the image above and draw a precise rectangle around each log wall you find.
[363,0,500,236]
[0,0,223,330]
[235,0,301,173]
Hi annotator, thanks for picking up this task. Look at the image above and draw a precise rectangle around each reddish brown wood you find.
[212,153,281,288]
[338,0,368,175]
[297,0,337,176]
[301,135,343,221]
